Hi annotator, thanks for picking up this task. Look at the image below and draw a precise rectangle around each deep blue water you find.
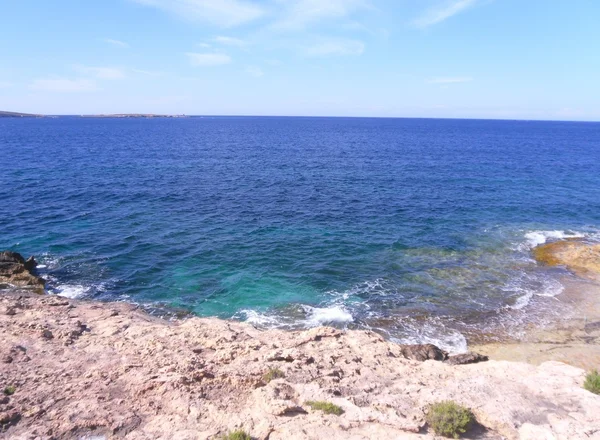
[1,117,599,351]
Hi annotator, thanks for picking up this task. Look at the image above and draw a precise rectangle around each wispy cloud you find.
[213,36,249,47]
[0,81,13,89]
[304,39,365,57]
[29,78,98,92]
[131,0,265,27]
[245,65,264,77]
[273,0,371,31]
[413,0,478,28]
[427,76,473,84]
[186,52,232,66]
[74,65,126,80]
[132,68,165,77]
[103,38,130,48]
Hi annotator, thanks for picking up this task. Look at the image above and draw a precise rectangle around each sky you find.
[1,0,599,120]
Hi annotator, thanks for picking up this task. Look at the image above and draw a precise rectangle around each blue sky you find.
[1,0,599,120]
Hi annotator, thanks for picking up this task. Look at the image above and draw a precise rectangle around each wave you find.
[240,304,353,329]
[523,230,585,248]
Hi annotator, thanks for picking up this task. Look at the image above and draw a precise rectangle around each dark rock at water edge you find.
[0,251,45,292]
[398,344,489,365]
[445,352,489,365]
[399,344,448,361]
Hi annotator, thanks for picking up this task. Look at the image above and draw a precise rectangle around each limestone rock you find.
[0,251,45,292]
[0,289,598,439]
[398,343,448,361]
[533,240,600,281]
[445,352,489,365]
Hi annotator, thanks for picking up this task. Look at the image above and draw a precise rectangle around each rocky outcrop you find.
[1,290,598,440]
[534,240,600,281]
[0,252,44,292]
[398,343,448,361]
[445,352,489,365]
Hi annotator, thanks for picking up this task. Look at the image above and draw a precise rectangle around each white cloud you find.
[132,68,165,77]
[29,78,98,92]
[0,81,12,89]
[245,65,264,77]
[131,0,265,27]
[197,42,212,48]
[74,65,126,80]
[273,0,371,31]
[186,52,232,66]
[213,36,249,47]
[103,38,129,48]
[427,76,473,84]
[413,0,478,28]
[304,39,365,57]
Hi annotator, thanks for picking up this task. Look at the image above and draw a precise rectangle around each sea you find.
[2,116,599,352]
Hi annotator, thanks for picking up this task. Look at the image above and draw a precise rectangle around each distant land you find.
[81,114,188,118]
[0,111,187,118]
[0,110,42,118]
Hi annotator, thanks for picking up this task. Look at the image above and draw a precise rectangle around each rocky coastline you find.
[1,247,599,439]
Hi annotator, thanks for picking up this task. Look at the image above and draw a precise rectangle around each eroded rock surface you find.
[1,291,598,440]
[0,252,44,292]
[534,240,600,281]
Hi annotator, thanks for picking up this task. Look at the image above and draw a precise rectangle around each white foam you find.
[390,322,468,355]
[503,273,564,310]
[54,284,90,299]
[240,309,285,327]
[524,230,585,248]
[240,304,354,329]
[302,305,354,327]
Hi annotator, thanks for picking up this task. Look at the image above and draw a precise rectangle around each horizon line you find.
[4,113,600,123]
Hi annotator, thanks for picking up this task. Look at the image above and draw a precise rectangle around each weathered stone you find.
[24,256,37,272]
[1,289,599,440]
[445,352,489,365]
[0,251,45,292]
[533,240,600,281]
[398,344,448,361]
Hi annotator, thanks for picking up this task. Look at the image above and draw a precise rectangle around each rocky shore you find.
[1,248,600,439]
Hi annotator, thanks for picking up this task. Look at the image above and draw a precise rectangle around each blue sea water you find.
[1,117,600,351]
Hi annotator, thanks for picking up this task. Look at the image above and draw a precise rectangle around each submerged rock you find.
[533,240,600,281]
[0,251,45,292]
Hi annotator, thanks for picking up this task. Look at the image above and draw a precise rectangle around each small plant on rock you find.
[263,367,285,383]
[427,400,474,439]
[305,400,343,415]
[222,430,251,440]
[3,386,16,396]
[584,370,600,395]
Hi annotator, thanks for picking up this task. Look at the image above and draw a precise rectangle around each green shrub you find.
[263,368,285,382]
[222,430,251,440]
[305,400,343,415]
[584,370,600,395]
[3,386,16,396]
[427,401,474,439]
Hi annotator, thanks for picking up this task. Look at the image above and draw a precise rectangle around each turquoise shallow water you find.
[1,117,599,351]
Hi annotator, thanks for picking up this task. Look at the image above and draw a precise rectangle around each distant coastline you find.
[0,110,42,118]
[80,113,188,118]
[0,110,187,119]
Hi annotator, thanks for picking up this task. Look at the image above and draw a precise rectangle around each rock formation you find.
[0,252,44,292]
[534,240,600,281]
[1,289,598,440]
